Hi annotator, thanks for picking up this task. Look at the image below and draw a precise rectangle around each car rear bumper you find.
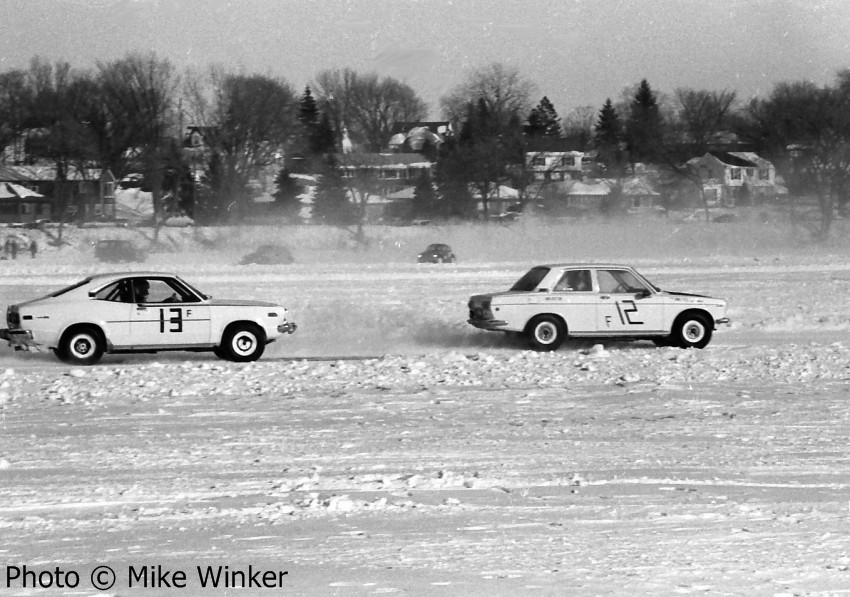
[277,322,297,334]
[0,328,39,350]
[467,318,508,331]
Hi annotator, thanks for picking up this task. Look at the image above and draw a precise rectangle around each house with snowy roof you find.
[388,121,453,153]
[687,151,784,207]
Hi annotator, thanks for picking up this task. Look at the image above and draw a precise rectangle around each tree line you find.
[1,53,849,237]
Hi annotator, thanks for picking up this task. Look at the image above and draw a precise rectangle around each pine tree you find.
[524,107,546,137]
[525,97,562,137]
[593,98,625,173]
[625,79,664,164]
[537,96,562,137]
[312,156,354,225]
[298,85,318,127]
[411,170,437,218]
[273,167,302,220]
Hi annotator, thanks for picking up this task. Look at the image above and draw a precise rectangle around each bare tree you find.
[562,105,596,149]
[674,88,737,153]
[98,52,180,236]
[182,66,297,221]
[0,69,32,160]
[440,62,536,127]
[313,68,426,152]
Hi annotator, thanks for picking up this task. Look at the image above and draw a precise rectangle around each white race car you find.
[468,263,729,350]
[0,272,297,365]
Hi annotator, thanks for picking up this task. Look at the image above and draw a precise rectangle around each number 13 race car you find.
[0,272,297,365]
[468,263,729,350]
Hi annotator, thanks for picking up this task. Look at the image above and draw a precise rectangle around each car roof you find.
[85,271,179,284]
[535,263,636,270]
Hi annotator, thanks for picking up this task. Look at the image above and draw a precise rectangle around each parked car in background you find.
[468,263,729,350]
[240,244,294,265]
[94,239,146,263]
[0,272,296,365]
[418,243,456,263]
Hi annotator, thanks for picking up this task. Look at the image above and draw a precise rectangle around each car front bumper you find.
[0,328,39,350]
[715,317,731,327]
[277,322,297,334]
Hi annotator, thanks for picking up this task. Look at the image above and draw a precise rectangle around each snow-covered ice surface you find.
[2,221,850,596]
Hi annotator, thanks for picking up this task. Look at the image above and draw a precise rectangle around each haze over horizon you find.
[2,0,849,119]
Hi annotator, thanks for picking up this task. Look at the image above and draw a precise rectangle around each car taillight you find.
[7,305,20,328]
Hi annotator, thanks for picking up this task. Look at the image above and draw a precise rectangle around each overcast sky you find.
[2,0,849,119]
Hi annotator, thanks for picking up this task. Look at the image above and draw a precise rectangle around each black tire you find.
[527,315,566,351]
[218,323,266,362]
[672,312,713,349]
[57,325,105,365]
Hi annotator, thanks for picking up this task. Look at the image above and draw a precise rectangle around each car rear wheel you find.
[57,325,105,366]
[672,313,713,349]
[527,315,565,351]
[218,323,266,362]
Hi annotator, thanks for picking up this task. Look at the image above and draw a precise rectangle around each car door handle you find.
[136,305,147,310]
[600,295,610,300]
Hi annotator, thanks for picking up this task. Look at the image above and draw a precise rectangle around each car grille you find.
[468,300,493,320]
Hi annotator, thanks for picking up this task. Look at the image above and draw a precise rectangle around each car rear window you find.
[48,278,91,298]
[510,267,550,291]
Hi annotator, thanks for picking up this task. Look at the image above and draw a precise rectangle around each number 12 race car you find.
[0,272,297,365]
[468,263,729,350]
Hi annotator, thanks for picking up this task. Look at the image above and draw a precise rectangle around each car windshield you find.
[510,267,550,291]
[178,276,209,300]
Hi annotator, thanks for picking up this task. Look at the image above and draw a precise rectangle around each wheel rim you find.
[535,322,558,344]
[683,320,706,343]
[232,330,258,356]
[70,334,95,358]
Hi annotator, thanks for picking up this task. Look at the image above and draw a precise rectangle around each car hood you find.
[208,299,280,308]
[470,291,529,302]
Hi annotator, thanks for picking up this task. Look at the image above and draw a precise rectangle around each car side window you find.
[554,269,592,292]
[93,280,132,303]
[144,279,198,304]
[597,270,650,294]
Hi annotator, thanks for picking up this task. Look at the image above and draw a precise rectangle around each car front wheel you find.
[218,323,266,362]
[527,315,565,351]
[672,313,713,349]
[57,325,105,365]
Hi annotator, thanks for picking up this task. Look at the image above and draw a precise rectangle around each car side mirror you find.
[636,290,651,299]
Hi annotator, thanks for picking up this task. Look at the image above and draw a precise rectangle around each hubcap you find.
[72,336,92,356]
[536,322,556,344]
[684,321,705,342]
[233,332,257,355]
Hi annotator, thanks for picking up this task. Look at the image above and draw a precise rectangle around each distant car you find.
[468,263,729,350]
[418,243,456,263]
[94,239,146,263]
[240,244,294,265]
[712,213,737,223]
[0,272,297,365]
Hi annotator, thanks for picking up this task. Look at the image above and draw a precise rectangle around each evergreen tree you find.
[273,167,302,220]
[411,170,437,219]
[298,85,318,127]
[311,156,355,225]
[593,98,625,173]
[625,79,664,165]
[434,133,474,218]
[312,111,337,155]
[537,96,562,137]
[524,107,546,137]
[524,97,562,137]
